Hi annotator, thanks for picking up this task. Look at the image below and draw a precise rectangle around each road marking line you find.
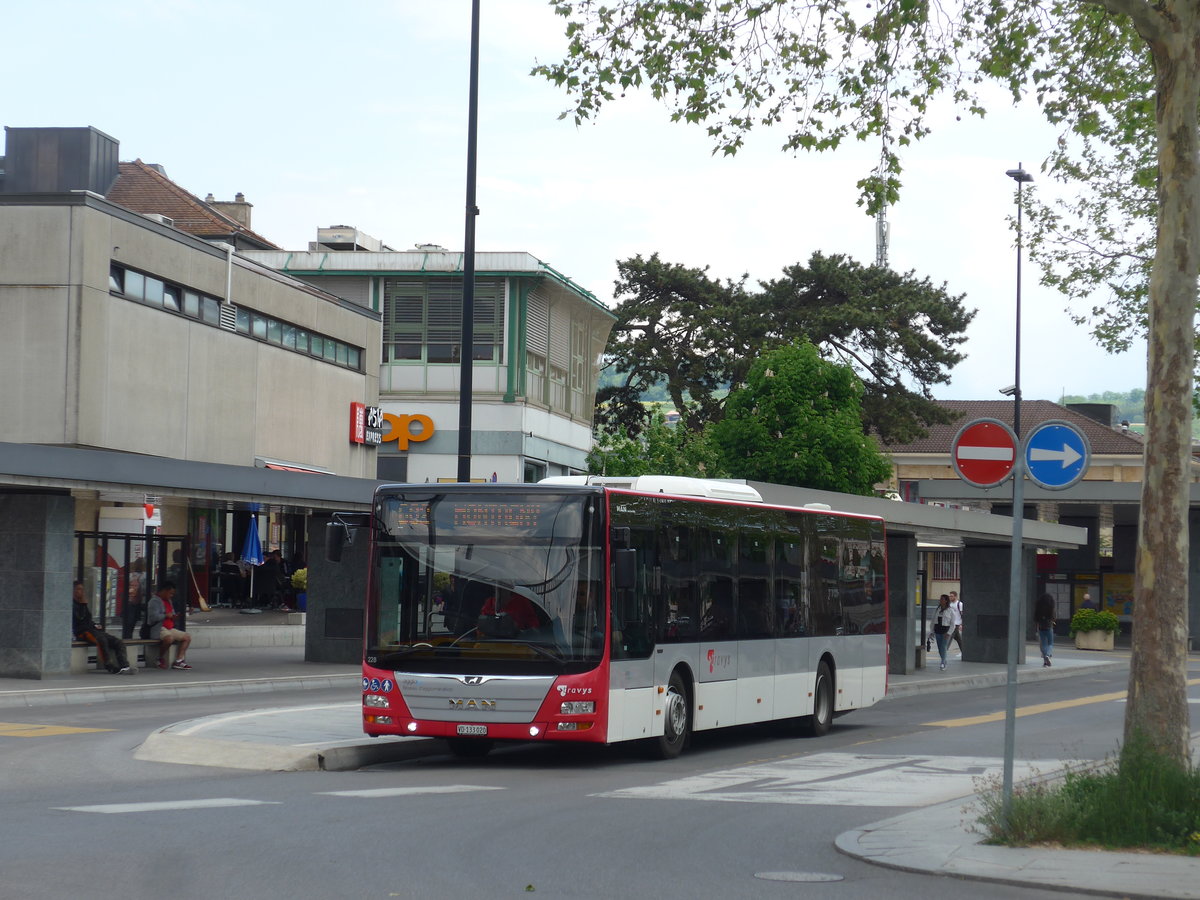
[0,722,114,737]
[318,786,506,798]
[927,677,1200,727]
[54,798,279,814]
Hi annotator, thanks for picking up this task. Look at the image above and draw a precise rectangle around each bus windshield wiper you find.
[374,643,439,666]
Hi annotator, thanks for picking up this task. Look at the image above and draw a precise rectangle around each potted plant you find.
[1069,607,1120,650]
[290,568,308,612]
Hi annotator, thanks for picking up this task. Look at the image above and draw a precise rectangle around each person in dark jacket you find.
[1035,593,1056,668]
[72,580,134,675]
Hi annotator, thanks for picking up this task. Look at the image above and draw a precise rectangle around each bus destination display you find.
[382,498,549,533]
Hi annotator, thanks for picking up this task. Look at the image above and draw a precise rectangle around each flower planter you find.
[1074,630,1114,651]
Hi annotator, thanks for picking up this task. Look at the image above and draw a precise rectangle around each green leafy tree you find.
[536,0,1196,767]
[588,408,727,478]
[597,254,746,438]
[709,343,892,494]
[753,252,973,444]
[600,252,972,444]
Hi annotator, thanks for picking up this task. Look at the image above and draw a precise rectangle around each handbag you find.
[139,622,152,639]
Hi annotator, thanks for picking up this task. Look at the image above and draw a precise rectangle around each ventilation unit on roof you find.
[143,213,174,227]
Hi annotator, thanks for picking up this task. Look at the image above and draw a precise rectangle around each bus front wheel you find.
[655,670,691,759]
[803,661,833,737]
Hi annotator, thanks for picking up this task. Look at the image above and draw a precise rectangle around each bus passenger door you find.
[606,499,657,743]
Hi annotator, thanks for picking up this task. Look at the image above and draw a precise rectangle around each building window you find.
[382,276,503,364]
[109,262,364,372]
[931,551,961,581]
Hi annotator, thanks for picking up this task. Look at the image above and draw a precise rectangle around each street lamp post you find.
[1001,163,1034,821]
[457,0,481,483]
[1005,164,1033,438]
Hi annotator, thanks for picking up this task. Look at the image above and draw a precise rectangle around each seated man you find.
[147,581,193,670]
[478,589,541,635]
[72,580,134,675]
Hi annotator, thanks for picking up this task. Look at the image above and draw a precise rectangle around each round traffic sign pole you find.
[951,418,1019,488]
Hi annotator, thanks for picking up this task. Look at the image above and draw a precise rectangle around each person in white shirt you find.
[949,590,964,653]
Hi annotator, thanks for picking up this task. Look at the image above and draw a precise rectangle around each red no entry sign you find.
[951,419,1018,488]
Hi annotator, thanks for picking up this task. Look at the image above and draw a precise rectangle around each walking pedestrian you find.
[1035,592,1056,667]
[949,590,964,654]
[933,594,954,671]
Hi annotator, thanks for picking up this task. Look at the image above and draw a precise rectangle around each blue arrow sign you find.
[1024,420,1090,490]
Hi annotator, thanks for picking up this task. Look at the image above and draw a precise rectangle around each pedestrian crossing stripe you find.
[593,753,1077,807]
[54,798,280,814]
[318,786,506,798]
[0,721,115,737]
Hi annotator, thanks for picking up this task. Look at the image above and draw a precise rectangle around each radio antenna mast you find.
[874,156,890,268]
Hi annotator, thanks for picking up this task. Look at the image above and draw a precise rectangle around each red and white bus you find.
[336,475,888,758]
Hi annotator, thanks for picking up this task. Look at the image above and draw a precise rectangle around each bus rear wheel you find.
[654,670,691,759]
[803,661,833,737]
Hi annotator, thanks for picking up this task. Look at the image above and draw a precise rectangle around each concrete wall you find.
[887,532,919,674]
[0,492,75,679]
[0,201,380,477]
[305,513,368,664]
[961,543,1034,665]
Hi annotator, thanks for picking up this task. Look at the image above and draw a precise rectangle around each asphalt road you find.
[0,668,1148,899]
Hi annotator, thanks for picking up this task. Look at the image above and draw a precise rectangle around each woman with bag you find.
[933,594,954,671]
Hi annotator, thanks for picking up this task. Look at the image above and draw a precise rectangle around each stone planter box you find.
[1074,630,1115,651]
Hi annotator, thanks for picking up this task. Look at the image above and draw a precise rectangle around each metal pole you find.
[1001,163,1033,821]
[456,0,481,483]
[1001,459,1024,820]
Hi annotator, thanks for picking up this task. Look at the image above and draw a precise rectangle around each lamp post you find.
[456,0,481,483]
[1000,163,1034,822]
[1004,165,1033,437]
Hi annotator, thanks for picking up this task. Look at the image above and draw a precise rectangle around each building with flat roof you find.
[247,238,617,484]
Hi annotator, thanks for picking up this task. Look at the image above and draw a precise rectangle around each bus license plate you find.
[456,724,487,736]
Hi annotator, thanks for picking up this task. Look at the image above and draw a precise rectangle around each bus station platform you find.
[4,636,1196,899]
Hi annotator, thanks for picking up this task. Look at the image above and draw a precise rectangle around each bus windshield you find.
[366,489,605,674]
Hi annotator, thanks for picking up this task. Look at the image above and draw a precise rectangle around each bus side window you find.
[611,502,657,660]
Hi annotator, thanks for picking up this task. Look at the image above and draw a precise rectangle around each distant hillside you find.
[1061,389,1144,426]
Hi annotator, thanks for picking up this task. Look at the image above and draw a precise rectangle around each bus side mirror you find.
[614,548,636,590]
[325,520,353,563]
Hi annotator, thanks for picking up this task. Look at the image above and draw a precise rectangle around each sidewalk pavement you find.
[5,640,1197,898]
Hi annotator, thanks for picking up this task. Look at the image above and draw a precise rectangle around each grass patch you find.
[977,735,1200,855]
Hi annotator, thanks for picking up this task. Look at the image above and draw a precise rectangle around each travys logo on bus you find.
[556,685,593,697]
[707,649,732,673]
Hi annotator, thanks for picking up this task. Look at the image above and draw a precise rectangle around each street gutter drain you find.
[754,872,844,883]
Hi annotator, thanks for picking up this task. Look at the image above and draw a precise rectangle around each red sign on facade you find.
[951,419,1018,488]
[349,402,384,446]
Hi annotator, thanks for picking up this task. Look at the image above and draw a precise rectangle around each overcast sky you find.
[6,1,1148,403]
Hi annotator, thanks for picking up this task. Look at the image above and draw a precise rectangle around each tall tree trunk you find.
[1125,19,1198,767]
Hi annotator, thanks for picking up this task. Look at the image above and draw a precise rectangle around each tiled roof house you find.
[884,400,1154,493]
[106,159,279,250]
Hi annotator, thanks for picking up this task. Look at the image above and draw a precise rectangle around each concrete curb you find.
[834,800,1196,900]
[0,673,359,710]
[135,727,439,771]
[885,658,1125,698]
